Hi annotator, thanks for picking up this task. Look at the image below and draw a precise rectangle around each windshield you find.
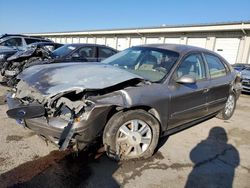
[51,44,76,58]
[102,47,179,82]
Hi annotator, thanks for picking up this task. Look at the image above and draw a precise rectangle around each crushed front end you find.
[6,80,113,151]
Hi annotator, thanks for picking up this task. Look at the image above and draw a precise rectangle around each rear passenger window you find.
[98,47,116,58]
[205,54,227,78]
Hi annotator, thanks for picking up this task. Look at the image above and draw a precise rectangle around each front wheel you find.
[217,93,236,120]
[103,110,160,160]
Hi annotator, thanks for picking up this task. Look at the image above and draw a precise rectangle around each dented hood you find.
[18,62,143,96]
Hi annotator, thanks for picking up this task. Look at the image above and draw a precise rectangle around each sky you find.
[0,0,250,34]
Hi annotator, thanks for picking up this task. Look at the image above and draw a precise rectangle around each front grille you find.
[242,78,250,86]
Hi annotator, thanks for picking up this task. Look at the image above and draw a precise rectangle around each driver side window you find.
[1,38,22,47]
[176,54,206,81]
[74,47,95,60]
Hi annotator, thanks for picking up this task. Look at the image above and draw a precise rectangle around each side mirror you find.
[176,75,196,84]
[71,53,80,58]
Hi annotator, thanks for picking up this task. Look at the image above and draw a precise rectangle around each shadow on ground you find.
[185,126,240,188]
[0,139,168,188]
[0,142,120,188]
[0,126,242,188]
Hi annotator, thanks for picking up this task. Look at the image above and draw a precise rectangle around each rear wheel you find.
[103,110,160,160]
[217,93,236,120]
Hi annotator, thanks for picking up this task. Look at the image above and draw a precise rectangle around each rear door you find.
[168,53,209,129]
[203,53,231,114]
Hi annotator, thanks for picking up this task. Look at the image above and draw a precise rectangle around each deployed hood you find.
[18,62,143,97]
[7,48,35,61]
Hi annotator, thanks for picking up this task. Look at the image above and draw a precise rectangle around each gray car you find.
[241,67,250,93]
[6,44,241,160]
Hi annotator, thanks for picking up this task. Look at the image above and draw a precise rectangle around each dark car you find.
[232,63,250,72]
[241,67,250,93]
[50,43,118,63]
[6,44,241,160]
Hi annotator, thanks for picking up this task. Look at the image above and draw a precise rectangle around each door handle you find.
[203,88,210,93]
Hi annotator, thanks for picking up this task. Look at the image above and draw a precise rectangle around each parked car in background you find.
[0,43,117,86]
[241,67,250,93]
[1,42,63,86]
[232,63,250,72]
[6,44,241,160]
[49,43,118,63]
[0,34,51,66]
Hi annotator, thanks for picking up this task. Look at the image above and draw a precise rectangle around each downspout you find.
[241,22,247,35]
[136,29,143,37]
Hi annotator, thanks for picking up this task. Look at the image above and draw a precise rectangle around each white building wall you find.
[187,38,207,48]
[72,37,79,43]
[164,38,180,44]
[106,37,116,48]
[79,37,87,43]
[96,37,106,45]
[146,37,162,44]
[130,37,142,47]
[87,37,95,44]
[117,37,129,50]
[32,23,250,64]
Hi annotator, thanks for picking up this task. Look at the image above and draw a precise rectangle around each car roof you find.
[137,43,215,55]
[29,41,62,46]
[64,43,117,50]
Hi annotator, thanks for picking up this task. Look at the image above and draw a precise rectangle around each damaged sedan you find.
[6,44,241,160]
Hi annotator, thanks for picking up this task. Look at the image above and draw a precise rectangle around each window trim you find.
[202,52,228,80]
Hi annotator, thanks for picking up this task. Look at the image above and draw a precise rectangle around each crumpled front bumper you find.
[6,93,112,150]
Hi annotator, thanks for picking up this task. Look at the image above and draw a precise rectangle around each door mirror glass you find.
[176,75,196,84]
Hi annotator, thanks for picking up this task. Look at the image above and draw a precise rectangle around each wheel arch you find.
[105,105,163,134]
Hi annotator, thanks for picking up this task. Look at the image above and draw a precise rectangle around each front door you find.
[168,53,209,129]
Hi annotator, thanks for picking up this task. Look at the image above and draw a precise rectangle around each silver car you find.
[241,67,250,93]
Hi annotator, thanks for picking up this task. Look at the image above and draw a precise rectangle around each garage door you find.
[79,37,87,43]
[50,38,56,42]
[164,38,180,44]
[72,37,79,43]
[214,38,240,64]
[117,38,129,50]
[248,52,250,64]
[130,37,142,47]
[61,38,66,44]
[106,38,116,49]
[146,37,161,44]
[96,38,106,45]
[66,37,72,44]
[55,38,61,43]
[187,38,207,48]
[87,38,95,44]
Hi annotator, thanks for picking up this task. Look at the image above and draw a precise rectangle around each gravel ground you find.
[0,85,249,188]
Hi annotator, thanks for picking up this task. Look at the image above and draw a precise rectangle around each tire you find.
[217,93,236,120]
[103,109,160,160]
